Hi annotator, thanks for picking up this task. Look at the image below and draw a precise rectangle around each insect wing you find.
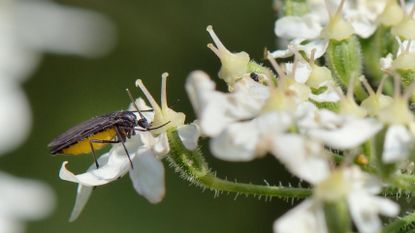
[48,112,120,154]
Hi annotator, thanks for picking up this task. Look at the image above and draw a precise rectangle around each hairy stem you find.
[382,210,415,233]
[167,128,312,199]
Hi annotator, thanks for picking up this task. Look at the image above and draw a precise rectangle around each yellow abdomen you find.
[62,128,117,155]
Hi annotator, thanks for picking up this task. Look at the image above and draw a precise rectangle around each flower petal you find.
[382,125,413,163]
[348,192,399,233]
[309,117,383,150]
[274,199,327,233]
[59,134,144,186]
[275,15,322,39]
[69,184,93,222]
[271,135,330,184]
[210,112,292,161]
[177,122,201,151]
[186,71,267,136]
[129,149,165,203]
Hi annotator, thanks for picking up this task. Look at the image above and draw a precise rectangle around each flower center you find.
[135,73,185,135]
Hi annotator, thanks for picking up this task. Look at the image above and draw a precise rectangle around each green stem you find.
[382,210,415,233]
[199,174,311,198]
[166,128,312,199]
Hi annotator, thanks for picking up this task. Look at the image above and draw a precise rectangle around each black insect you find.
[48,89,167,169]
[250,72,259,82]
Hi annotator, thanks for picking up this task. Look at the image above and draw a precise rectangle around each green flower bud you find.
[326,36,367,100]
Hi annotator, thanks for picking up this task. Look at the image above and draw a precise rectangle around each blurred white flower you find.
[274,166,399,233]
[0,171,55,233]
[0,0,115,155]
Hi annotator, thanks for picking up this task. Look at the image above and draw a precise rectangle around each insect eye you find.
[138,118,150,129]
[250,72,259,82]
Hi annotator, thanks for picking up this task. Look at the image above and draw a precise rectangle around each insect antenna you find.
[126,88,147,120]
[134,120,171,132]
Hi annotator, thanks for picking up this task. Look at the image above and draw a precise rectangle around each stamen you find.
[346,76,356,100]
[135,79,162,113]
[410,1,415,16]
[334,0,346,18]
[310,48,317,64]
[325,0,332,17]
[266,51,286,78]
[376,76,387,96]
[400,0,406,12]
[360,76,376,96]
[406,40,413,53]
[403,81,415,100]
[206,25,227,53]
[161,72,169,111]
[392,73,402,98]
[207,43,221,57]
[292,56,299,79]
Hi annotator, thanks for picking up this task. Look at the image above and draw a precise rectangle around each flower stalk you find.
[166,128,312,199]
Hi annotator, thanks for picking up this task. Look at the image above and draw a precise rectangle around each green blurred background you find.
[0,0,299,232]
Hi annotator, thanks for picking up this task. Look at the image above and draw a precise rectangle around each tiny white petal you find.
[275,15,322,39]
[380,54,393,70]
[210,112,292,161]
[274,199,327,233]
[153,133,170,157]
[186,71,267,136]
[59,143,134,186]
[69,184,93,222]
[383,125,413,163]
[271,135,330,184]
[129,149,165,204]
[177,122,201,151]
[348,192,399,233]
[271,38,305,59]
[288,61,311,84]
[210,122,259,161]
[345,11,377,38]
[309,81,341,103]
[297,39,328,59]
[309,117,383,150]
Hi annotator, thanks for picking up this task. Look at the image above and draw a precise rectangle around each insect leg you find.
[134,120,171,132]
[114,126,134,169]
[89,138,122,169]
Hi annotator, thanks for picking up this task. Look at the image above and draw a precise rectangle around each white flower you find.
[377,77,415,163]
[60,76,200,221]
[383,124,414,163]
[284,56,341,103]
[186,70,269,137]
[271,134,331,183]
[0,171,55,233]
[0,0,115,155]
[306,109,382,150]
[210,111,293,161]
[274,166,399,233]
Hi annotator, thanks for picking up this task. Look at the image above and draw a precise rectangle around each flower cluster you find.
[58,0,415,232]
